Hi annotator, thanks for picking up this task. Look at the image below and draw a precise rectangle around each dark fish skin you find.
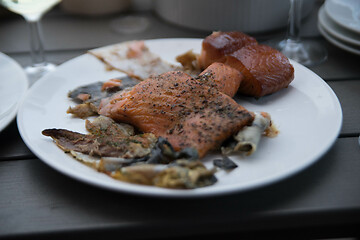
[42,128,156,158]
[68,82,106,105]
[42,129,99,154]
[213,155,238,170]
[68,77,140,107]
[145,137,198,164]
[67,77,141,118]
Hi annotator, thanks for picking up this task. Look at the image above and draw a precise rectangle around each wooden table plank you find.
[328,80,360,136]
[1,137,359,239]
[0,120,34,160]
[7,49,88,69]
[309,42,360,81]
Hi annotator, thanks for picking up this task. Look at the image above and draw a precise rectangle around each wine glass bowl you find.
[0,0,61,85]
[272,38,328,67]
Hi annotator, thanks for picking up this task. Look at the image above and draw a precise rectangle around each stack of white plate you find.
[318,0,360,55]
[0,53,28,132]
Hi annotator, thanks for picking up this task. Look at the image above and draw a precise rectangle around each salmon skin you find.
[225,45,294,97]
[198,31,294,98]
[198,31,258,70]
[99,71,254,158]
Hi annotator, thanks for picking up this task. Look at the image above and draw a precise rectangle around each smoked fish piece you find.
[225,44,294,97]
[89,41,182,80]
[198,62,243,98]
[198,31,258,70]
[99,71,254,158]
[42,128,157,158]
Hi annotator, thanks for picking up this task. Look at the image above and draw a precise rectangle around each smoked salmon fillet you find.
[198,31,294,97]
[225,44,294,97]
[198,62,243,98]
[198,31,258,70]
[99,71,254,158]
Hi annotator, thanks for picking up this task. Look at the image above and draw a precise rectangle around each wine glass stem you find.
[27,20,46,65]
[287,0,302,42]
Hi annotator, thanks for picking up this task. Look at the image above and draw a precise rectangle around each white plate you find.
[318,22,360,55]
[325,0,360,34]
[17,39,343,198]
[0,52,28,132]
[319,6,360,47]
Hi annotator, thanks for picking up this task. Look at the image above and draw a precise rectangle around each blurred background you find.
[0,0,323,37]
[0,0,341,70]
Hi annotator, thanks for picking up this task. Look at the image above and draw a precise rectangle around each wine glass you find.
[268,0,327,66]
[0,0,61,85]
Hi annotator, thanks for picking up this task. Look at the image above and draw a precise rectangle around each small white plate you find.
[0,53,28,132]
[318,22,360,55]
[319,6,360,47]
[17,39,342,198]
[325,0,360,34]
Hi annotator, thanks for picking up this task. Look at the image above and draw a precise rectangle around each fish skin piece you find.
[99,71,254,158]
[42,128,156,158]
[198,31,258,70]
[225,44,294,97]
[221,112,273,156]
[111,159,217,189]
[198,62,243,98]
[85,115,135,137]
[88,40,183,81]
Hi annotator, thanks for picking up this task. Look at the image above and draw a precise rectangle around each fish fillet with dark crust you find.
[198,31,258,69]
[198,31,294,98]
[99,71,254,158]
[198,62,243,98]
[225,44,294,97]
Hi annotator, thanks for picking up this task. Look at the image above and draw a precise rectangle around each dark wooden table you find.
[1,4,360,240]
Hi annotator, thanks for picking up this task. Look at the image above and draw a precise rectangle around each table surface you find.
[1,3,360,240]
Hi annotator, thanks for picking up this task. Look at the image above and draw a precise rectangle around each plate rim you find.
[17,38,343,198]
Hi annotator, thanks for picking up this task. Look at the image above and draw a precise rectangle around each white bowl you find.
[61,0,131,16]
[154,0,314,33]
